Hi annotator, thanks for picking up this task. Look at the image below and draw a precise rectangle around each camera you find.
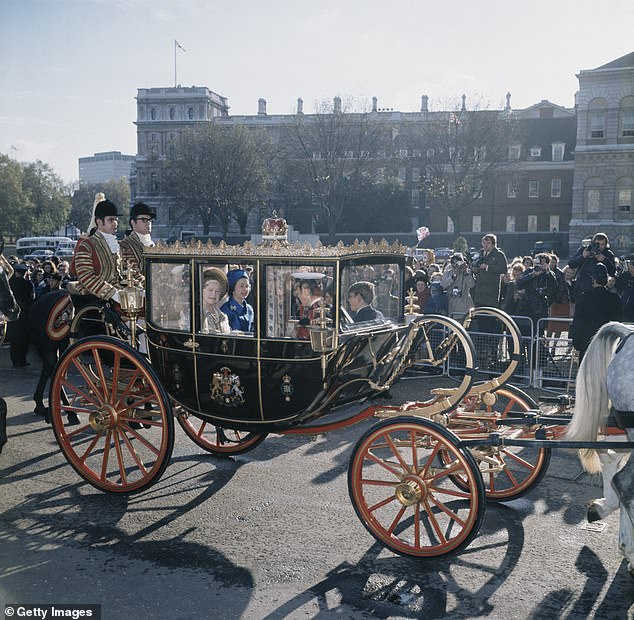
[586,241,602,256]
[451,287,463,297]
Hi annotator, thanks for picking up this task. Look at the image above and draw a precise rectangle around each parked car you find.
[24,249,55,262]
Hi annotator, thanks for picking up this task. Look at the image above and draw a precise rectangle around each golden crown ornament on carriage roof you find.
[261,211,289,245]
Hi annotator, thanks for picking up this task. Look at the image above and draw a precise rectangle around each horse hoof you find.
[66,413,80,426]
[587,503,602,523]
[34,405,47,417]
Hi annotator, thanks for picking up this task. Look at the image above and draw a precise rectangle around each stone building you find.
[78,150,136,186]
[130,52,632,256]
[569,51,634,255]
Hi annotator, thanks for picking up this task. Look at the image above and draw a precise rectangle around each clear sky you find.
[1,0,633,185]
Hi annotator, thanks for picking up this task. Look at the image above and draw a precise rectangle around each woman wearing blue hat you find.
[221,269,254,332]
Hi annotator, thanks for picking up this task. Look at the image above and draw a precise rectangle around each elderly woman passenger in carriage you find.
[200,267,230,335]
[293,274,325,339]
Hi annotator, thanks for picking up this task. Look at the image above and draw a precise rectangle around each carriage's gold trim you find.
[145,238,408,258]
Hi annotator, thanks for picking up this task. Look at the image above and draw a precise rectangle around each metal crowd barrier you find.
[409,311,577,392]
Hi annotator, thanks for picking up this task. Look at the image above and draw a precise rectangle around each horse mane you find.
[566,321,634,472]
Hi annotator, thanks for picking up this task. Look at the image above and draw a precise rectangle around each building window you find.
[169,107,176,120]
[312,152,321,160]
[345,151,354,159]
[150,108,156,120]
[448,147,455,161]
[508,145,521,161]
[472,215,481,233]
[150,173,159,193]
[622,108,634,137]
[551,143,565,161]
[412,149,422,158]
[506,215,515,232]
[550,215,559,232]
[587,189,601,213]
[619,189,632,212]
[426,148,435,159]
[527,215,537,232]
[529,181,539,198]
[551,178,562,198]
[530,146,542,157]
[399,149,408,158]
[188,107,194,120]
[411,189,420,207]
[447,181,456,197]
[398,167,407,181]
[447,216,454,233]
[507,180,517,198]
[412,167,420,182]
[589,111,605,138]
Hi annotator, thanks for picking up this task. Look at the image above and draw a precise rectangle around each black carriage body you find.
[144,240,411,432]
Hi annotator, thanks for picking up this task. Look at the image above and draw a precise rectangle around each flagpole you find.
[174,39,177,87]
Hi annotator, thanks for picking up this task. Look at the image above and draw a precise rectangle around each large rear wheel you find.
[348,417,485,558]
[50,336,174,494]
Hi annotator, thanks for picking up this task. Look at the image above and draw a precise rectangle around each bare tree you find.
[162,124,271,237]
[416,105,521,236]
[282,97,382,243]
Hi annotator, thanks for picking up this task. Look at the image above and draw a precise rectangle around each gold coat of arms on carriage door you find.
[210,367,245,407]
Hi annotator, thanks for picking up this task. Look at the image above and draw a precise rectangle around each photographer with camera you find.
[441,252,475,317]
[615,255,634,321]
[515,253,558,330]
[567,232,616,301]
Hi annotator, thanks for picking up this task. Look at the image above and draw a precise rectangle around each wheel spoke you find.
[385,433,412,473]
[60,375,101,410]
[422,497,448,545]
[386,505,408,535]
[91,347,110,401]
[364,449,407,478]
[70,357,105,405]
[79,432,103,463]
[100,430,113,482]
[112,428,127,486]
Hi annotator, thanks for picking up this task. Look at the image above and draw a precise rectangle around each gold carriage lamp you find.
[404,288,421,324]
[118,262,145,318]
[309,303,335,388]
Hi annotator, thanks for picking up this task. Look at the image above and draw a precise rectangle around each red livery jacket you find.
[70,232,122,300]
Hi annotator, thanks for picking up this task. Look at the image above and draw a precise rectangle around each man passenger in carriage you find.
[70,199,123,304]
[348,281,385,323]
[119,202,156,279]
[221,269,254,332]
[294,276,324,339]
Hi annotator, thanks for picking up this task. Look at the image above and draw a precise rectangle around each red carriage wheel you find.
[50,336,174,494]
[446,384,551,501]
[348,417,485,558]
[176,409,267,455]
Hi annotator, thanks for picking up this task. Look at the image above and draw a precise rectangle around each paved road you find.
[0,346,633,619]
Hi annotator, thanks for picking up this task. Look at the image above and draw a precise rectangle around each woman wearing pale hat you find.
[201,267,230,334]
[221,269,254,332]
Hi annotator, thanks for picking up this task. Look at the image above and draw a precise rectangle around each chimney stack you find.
[372,96,378,112]
[461,94,466,111]
[505,92,512,112]
[421,95,429,112]
[258,98,267,116]
[297,98,303,114]
[333,96,342,114]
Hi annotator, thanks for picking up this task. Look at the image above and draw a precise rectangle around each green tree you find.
[21,161,71,235]
[282,97,381,243]
[69,179,131,234]
[162,125,271,237]
[0,155,31,240]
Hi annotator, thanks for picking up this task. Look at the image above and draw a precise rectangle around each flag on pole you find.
[175,39,186,52]
[449,112,461,125]
[416,226,430,241]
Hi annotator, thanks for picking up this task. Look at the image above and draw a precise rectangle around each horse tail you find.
[566,321,632,474]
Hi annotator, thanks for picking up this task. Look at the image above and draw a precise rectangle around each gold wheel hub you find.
[89,403,118,431]
[395,476,426,507]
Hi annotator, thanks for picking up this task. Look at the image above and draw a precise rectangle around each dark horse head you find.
[0,238,20,322]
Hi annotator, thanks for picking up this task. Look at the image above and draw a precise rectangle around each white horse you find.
[566,321,634,573]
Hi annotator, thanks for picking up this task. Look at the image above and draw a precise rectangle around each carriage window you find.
[148,262,191,330]
[341,263,401,325]
[265,265,334,339]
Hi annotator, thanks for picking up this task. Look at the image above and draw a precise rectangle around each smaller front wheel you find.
[177,410,267,455]
[349,417,485,558]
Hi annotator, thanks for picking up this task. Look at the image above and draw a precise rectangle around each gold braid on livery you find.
[72,232,122,300]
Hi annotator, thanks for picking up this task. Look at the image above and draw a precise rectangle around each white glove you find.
[111,290,120,303]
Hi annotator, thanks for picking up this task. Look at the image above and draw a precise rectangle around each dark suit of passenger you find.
[353,305,384,323]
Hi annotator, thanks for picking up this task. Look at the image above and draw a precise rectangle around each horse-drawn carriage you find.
[15,219,630,563]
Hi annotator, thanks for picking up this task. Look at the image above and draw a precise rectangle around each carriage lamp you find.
[309,302,335,388]
[118,262,146,347]
[404,288,421,324]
